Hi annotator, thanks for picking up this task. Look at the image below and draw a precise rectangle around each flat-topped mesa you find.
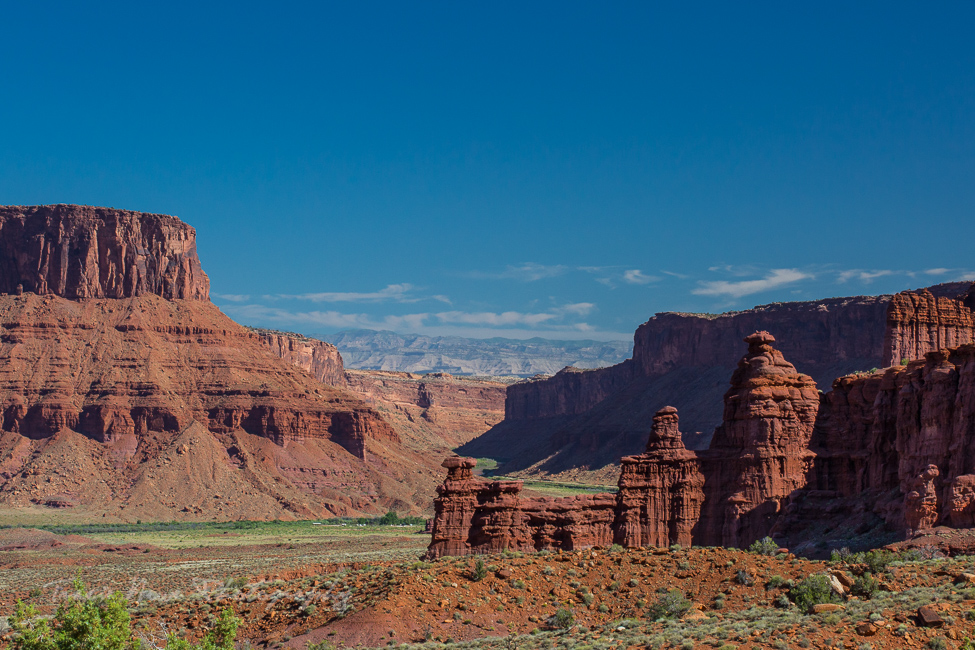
[882,287,975,367]
[0,205,209,300]
[615,406,704,548]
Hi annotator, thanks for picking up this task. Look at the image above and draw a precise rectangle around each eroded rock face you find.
[808,343,975,537]
[615,407,704,548]
[428,333,824,556]
[425,457,616,559]
[344,369,507,450]
[697,331,820,547]
[256,329,347,386]
[0,294,396,457]
[882,288,975,367]
[0,205,209,300]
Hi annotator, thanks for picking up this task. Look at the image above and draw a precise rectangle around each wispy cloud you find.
[264,283,450,304]
[693,268,813,299]
[224,300,601,336]
[468,263,568,282]
[622,269,657,285]
[213,293,251,302]
[925,268,951,276]
[960,273,975,282]
[580,266,659,288]
[836,269,895,284]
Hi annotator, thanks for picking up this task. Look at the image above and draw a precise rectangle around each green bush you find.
[749,536,779,556]
[863,550,893,574]
[646,589,691,620]
[790,574,841,613]
[470,558,488,582]
[550,608,574,629]
[851,573,879,599]
[11,580,240,650]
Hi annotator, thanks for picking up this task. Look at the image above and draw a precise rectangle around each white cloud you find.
[265,284,450,304]
[693,269,813,299]
[221,304,625,340]
[925,268,951,276]
[468,263,568,282]
[213,293,251,302]
[836,269,894,284]
[622,269,657,285]
[959,273,975,282]
[434,310,558,327]
[556,302,595,316]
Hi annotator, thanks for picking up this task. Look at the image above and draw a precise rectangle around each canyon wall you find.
[252,326,509,452]
[429,332,823,556]
[461,295,889,478]
[0,205,454,521]
[881,286,975,367]
[255,329,347,386]
[0,205,209,300]
[433,331,975,556]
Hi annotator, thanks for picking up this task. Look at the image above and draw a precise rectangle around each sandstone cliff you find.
[252,327,509,454]
[881,285,975,367]
[0,205,450,522]
[345,370,509,451]
[460,295,889,480]
[0,205,209,300]
[428,333,824,556]
[432,333,975,556]
[255,328,347,386]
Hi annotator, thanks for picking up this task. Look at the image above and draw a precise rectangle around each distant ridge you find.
[319,329,632,377]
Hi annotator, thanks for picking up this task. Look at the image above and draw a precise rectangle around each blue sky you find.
[2,2,974,340]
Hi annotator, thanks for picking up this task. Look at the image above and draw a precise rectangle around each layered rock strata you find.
[0,205,452,521]
[0,205,209,300]
[426,457,616,559]
[462,295,889,477]
[429,332,823,556]
[255,329,347,387]
[881,286,975,367]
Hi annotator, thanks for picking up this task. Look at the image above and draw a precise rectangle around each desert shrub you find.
[646,589,691,620]
[597,604,609,613]
[542,566,555,576]
[766,575,785,590]
[608,544,624,553]
[11,585,139,650]
[736,569,754,586]
[608,581,620,592]
[549,608,574,629]
[470,559,488,582]
[749,537,779,556]
[669,544,682,553]
[928,638,948,650]
[629,578,639,587]
[790,574,841,613]
[224,577,247,590]
[863,550,893,574]
[851,574,879,599]
[11,580,239,650]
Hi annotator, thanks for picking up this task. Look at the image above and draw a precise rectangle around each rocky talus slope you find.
[0,205,446,521]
